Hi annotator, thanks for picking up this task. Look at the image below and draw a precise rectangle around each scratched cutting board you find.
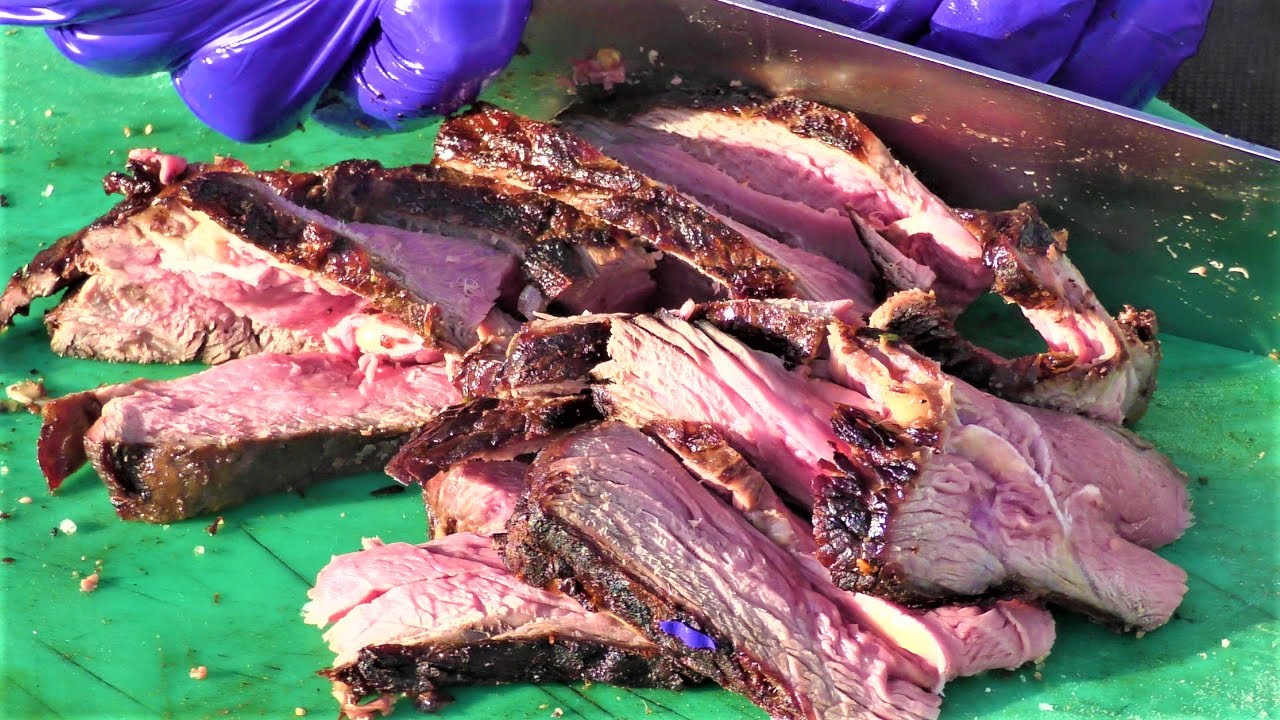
[1,28,1277,720]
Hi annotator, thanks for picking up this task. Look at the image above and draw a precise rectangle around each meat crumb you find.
[910,114,927,124]
[1221,638,1230,648]
[551,709,564,718]
[189,666,208,680]
[43,108,52,117]
[206,516,224,535]
[294,708,307,717]
[80,572,100,593]
[123,126,133,138]
[144,123,154,135]
[194,545,206,555]
[1188,266,1208,276]
[6,378,45,407]
[17,496,31,504]
[213,592,221,605]
[2,557,14,564]
[1136,630,1147,639]
[58,519,77,535]
[1039,703,1054,712]
[41,184,54,198]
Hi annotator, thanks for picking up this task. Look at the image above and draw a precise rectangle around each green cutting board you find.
[1,28,1277,720]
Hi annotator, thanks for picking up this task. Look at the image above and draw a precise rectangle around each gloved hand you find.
[0,0,530,142]
[766,0,1213,108]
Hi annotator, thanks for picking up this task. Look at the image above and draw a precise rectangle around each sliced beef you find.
[593,306,1189,629]
[385,394,600,488]
[504,422,944,720]
[38,353,460,522]
[259,159,659,316]
[956,204,1159,424]
[305,533,690,718]
[568,89,989,310]
[411,416,1054,684]
[435,103,873,306]
[0,149,181,330]
[5,154,526,363]
[44,271,311,364]
[423,460,528,538]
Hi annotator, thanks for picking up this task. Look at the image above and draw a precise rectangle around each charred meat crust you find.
[568,85,878,164]
[327,639,690,713]
[435,103,800,300]
[1,156,181,329]
[173,173,440,343]
[502,480,798,720]
[958,203,1064,309]
[385,395,601,487]
[814,405,937,602]
[692,300,836,367]
[870,289,1069,398]
[499,316,615,391]
[263,160,646,307]
[89,429,408,524]
[37,392,103,490]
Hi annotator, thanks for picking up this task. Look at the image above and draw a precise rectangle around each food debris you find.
[206,516,225,535]
[1136,630,1147,639]
[1221,638,1231,648]
[17,496,32,505]
[910,114,927,124]
[189,665,208,680]
[571,47,627,91]
[1188,266,1208,276]
[43,108,52,118]
[41,184,54,198]
[670,74,684,86]
[1,557,14,564]
[5,378,46,407]
[1209,260,1224,270]
[123,126,133,137]
[1039,703,1055,712]
[213,592,221,604]
[1228,266,1250,279]
[144,123,154,136]
[0,193,9,207]
[294,708,307,717]
[551,709,564,719]
[80,572,100,593]
[194,545,206,555]
[58,519,77,535]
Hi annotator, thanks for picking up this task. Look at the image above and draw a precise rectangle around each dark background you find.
[1159,0,1279,149]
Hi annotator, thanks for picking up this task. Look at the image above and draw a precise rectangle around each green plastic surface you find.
[2,29,1278,720]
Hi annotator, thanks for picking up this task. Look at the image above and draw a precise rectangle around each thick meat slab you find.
[260,159,659,316]
[504,422,943,720]
[38,353,460,522]
[566,89,988,310]
[593,306,1189,629]
[305,534,689,718]
[434,103,872,306]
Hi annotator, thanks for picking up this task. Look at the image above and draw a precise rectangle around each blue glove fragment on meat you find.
[0,0,530,142]
[765,0,1212,107]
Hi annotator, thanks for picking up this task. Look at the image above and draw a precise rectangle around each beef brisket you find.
[592,305,1188,629]
[259,159,660,316]
[504,422,944,720]
[566,89,989,310]
[434,103,873,306]
[38,353,460,522]
[306,533,689,718]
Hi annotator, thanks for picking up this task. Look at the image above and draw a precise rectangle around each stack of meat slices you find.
[4,85,1189,720]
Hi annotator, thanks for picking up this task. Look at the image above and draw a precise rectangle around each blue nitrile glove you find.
[0,0,530,142]
[765,0,1212,107]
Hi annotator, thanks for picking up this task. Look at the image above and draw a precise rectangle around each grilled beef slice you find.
[434,103,873,306]
[259,159,659,316]
[564,89,989,310]
[305,533,690,718]
[593,307,1189,629]
[5,155,522,362]
[38,353,460,522]
[871,204,1161,424]
[420,417,1054,683]
[504,422,944,720]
